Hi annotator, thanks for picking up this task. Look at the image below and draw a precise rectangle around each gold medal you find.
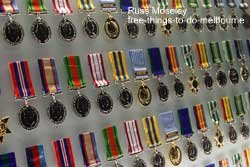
[138,81,152,106]
[169,143,182,166]
[0,117,11,143]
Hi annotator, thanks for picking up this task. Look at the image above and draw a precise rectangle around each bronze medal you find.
[97,91,113,114]
[206,14,216,31]
[104,15,120,39]
[192,14,203,32]
[73,94,91,117]
[145,20,156,36]
[204,72,213,90]
[125,21,139,39]
[119,87,133,108]
[240,122,249,139]
[202,136,212,155]
[229,68,239,85]
[138,84,151,106]
[58,18,77,42]
[19,105,39,130]
[169,145,182,166]
[134,157,147,167]
[188,76,199,94]
[229,125,237,143]
[83,16,99,39]
[216,70,227,87]
[151,151,165,167]
[3,19,24,45]
[214,128,224,148]
[48,100,66,124]
[0,117,11,143]
[174,78,184,97]
[241,66,249,81]
[158,82,169,102]
[31,17,51,43]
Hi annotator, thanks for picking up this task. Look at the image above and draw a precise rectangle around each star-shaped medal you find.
[0,117,11,143]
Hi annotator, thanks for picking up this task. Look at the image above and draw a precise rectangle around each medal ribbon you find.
[193,104,207,133]
[219,159,229,167]
[109,50,130,82]
[177,108,193,137]
[159,111,179,143]
[196,42,210,69]
[234,39,246,60]
[142,116,162,148]
[64,56,86,90]
[124,120,144,155]
[244,148,250,167]
[206,164,215,167]
[38,58,62,95]
[232,153,242,167]
[172,0,183,9]
[226,0,236,8]
[203,0,212,9]
[26,0,47,13]
[148,47,165,77]
[188,0,199,8]
[242,92,250,114]
[26,145,47,167]
[52,0,73,14]
[181,44,194,70]
[222,40,234,63]
[165,45,180,74]
[234,95,246,117]
[78,0,95,12]
[210,41,223,65]
[9,60,36,99]
[0,152,16,167]
[157,0,168,9]
[100,0,117,12]
[0,0,19,14]
[79,132,101,167]
[207,100,220,126]
[128,49,149,80]
[120,0,133,12]
[214,0,224,8]
[102,126,123,161]
[138,0,150,9]
[53,138,76,167]
[88,53,110,88]
[220,96,234,123]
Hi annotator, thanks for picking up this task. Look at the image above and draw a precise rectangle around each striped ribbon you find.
[222,40,234,63]
[124,120,144,155]
[181,44,194,70]
[196,42,210,69]
[219,159,229,167]
[38,58,62,95]
[52,0,73,14]
[138,0,150,9]
[53,138,76,167]
[9,60,36,99]
[206,164,215,167]
[88,53,110,88]
[142,116,162,148]
[120,0,133,12]
[188,0,199,8]
[128,49,149,80]
[244,148,250,167]
[193,104,207,133]
[247,39,250,56]
[79,132,101,167]
[148,47,165,77]
[100,0,117,12]
[172,0,183,9]
[26,0,47,13]
[0,0,19,14]
[209,41,223,65]
[0,152,16,167]
[207,100,220,126]
[26,145,47,167]
[214,0,224,8]
[232,153,242,167]
[64,56,86,90]
[178,108,193,137]
[234,95,246,117]
[226,0,236,8]
[102,126,123,161]
[109,50,130,82]
[159,111,179,143]
[78,0,95,12]
[234,39,246,60]
[157,0,168,9]
[220,96,234,123]
[203,0,212,9]
[165,45,180,74]
[242,92,250,114]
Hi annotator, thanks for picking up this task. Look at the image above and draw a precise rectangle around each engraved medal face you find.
[214,128,224,148]
[177,16,188,32]
[104,16,120,39]
[19,105,39,130]
[138,84,152,106]
[216,70,227,87]
[119,87,133,108]
[134,157,147,167]
[125,22,139,39]
[169,145,182,166]
[151,151,165,167]
[229,125,237,143]
[145,20,156,36]
[31,18,51,43]
[188,76,199,94]
[192,14,203,32]
[204,72,213,90]
[83,16,99,39]
[206,14,216,31]
[242,12,250,29]
[48,100,67,124]
[73,95,91,117]
[97,91,113,114]
[229,68,239,85]
[187,141,198,161]
[158,82,169,102]
[219,15,228,31]
[174,78,184,97]
[231,14,239,29]
[240,122,249,139]
[3,19,24,45]
[241,66,249,81]
[58,18,77,42]
[202,136,212,155]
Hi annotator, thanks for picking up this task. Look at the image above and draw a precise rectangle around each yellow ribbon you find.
[196,42,210,70]
[221,96,234,123]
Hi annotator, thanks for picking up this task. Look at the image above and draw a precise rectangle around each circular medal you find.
[104,16,120,39]
[125,22,139,39]
[134,157,147,167]
[145,20,156,36]
[3,19,24,45]
[215,128,224,148]
[188,76,199,94]
[83,16,99,39]
[158,82,169,102]
[229,125,237,143]
[206,14,216,31]
[231,14,239,29]
[241,66,249,81]
[219,14,228,31]
[73,95,91,117]
[229,68,239,85]
[48,100,66,124]
[216,70,227,87]
[169,145,182,166]
[58,18,76,42]
[119,87,133,108]
[31,18,51,43]
[19,105,39,130]
[97,91,113,114]
[151,151,165,167]
[192,14,203,32]
[177,16,188,32]
[202,136,212,155]
[240,122,249,139]
[204,72,213,90]
[242,12,250,29]
[174,78,184,97]
[187,141,198,161]
[138,84,152,106]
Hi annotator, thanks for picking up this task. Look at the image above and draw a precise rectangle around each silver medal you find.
[241,66,249,81]
[3,18,24,45]
[151,151,165,167]
[204,72,213,90]
[240,122,249,139]
[216,70,227,87]
[202,135,212,155]
[187,141,197,161]
[229,67,239,85]
[228,125,237,143]
[31,17,51,43]
[83,16,99,39]
[134,157,147,167]
[125,21,139,39]
[58,18,77,42]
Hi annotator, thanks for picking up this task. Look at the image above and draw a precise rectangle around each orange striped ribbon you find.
[219,159,229,167]
[165,45,179,74]
[196,42,210,70]
[138,0,150,9]
[220,96,234,123]
[193,104,207,132]
[244,148,250,167]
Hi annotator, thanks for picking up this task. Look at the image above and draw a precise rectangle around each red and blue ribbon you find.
[0,152,16,167]
[0,0,19,14]
[25,145,47,167]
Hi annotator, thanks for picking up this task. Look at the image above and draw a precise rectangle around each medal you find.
[177,108,198,161]
[219,159,229,167]
[109,50,133,108]
[161,17,172,36]
[156,0,171,36]
[142,116,165,167]
[159,112,182,166]
[88,53,113,114]
[0,152,16,166]
[203,0,216,31]
[129,49,152,106]
[166,45,185,97]
[244,148,250,167]
[9,60,40,130]
[220,96,238,143]
[172,0,187,32]
[26,145,47,166]
[239,0,250,29]
[134,156,147,167]
[148,47,169,102]
[0,117,11,143]
[188,0,203,32]
[79,132,101,167]
[226,0,238,30]
[181,44,199,94]
[214,0,228,31]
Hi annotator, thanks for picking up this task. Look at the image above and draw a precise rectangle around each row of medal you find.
[1,0,250,45]
[3,38,250,131]
[1,92,250,167]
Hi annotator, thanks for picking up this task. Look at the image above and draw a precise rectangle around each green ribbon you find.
[26,0,47,13]
[242,92,250,114]
[222,40,234,63]
[157,0,168,9]
[234,95,246,117]
[203,0,212,8]
[207,100,220,126]
[181,44,194,69]
[209,41,223,65]
[188,0,199,8]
